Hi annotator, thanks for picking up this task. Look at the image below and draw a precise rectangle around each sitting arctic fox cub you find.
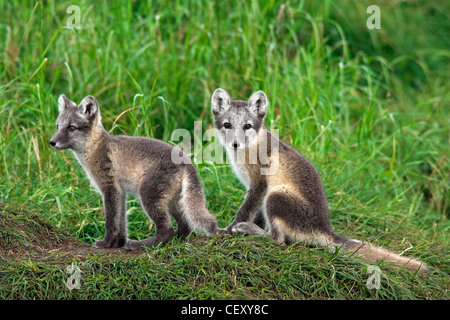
[211,88,428,274]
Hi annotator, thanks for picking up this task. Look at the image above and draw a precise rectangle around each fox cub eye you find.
[68,125,76,132]
[223,122,231,129]
[244,124,252,130]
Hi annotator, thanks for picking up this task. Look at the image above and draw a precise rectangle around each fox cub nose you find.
[233,142,239,149]
[49,140,56,147]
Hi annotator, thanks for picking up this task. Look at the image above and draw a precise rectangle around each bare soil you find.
[0,204,144,264]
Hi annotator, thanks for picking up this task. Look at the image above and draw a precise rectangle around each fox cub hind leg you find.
[125,166,218,251]
[124,168,183,250]
[170,195,192,239]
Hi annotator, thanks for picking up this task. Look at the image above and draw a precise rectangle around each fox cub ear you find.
[58,94,76,113]
[211,88,231,115]
[78,95,99,120]
[248,91,268,117]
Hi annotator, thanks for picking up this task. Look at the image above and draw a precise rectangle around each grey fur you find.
[50,95,218,250]
[211,88,429,273]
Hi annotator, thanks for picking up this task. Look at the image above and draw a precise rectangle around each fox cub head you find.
[49,95,101,152]
[211,88,268,150]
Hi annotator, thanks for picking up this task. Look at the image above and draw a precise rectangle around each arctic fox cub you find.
[211,88,428,274]
[50,94,218,250]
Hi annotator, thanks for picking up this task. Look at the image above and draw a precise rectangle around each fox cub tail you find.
[342,239,429,274]
[232,222,429,274]
[179,167,218,236]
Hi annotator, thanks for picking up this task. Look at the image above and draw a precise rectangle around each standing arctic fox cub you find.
[211,88,428,273]
[50,95,218,250]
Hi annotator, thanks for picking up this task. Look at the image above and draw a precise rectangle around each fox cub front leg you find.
[93,186,127,248]
[226,183,267,233]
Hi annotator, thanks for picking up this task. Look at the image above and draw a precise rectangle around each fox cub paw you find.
[124,233,174,251]
[216,228,230,235]
[93,236,126,249]
[231,222,266,236]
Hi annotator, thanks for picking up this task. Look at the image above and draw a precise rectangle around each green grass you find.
[0,0,449,299]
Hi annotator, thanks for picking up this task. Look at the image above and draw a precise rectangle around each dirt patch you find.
[1,204,81,258]
[0,204,144,262]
